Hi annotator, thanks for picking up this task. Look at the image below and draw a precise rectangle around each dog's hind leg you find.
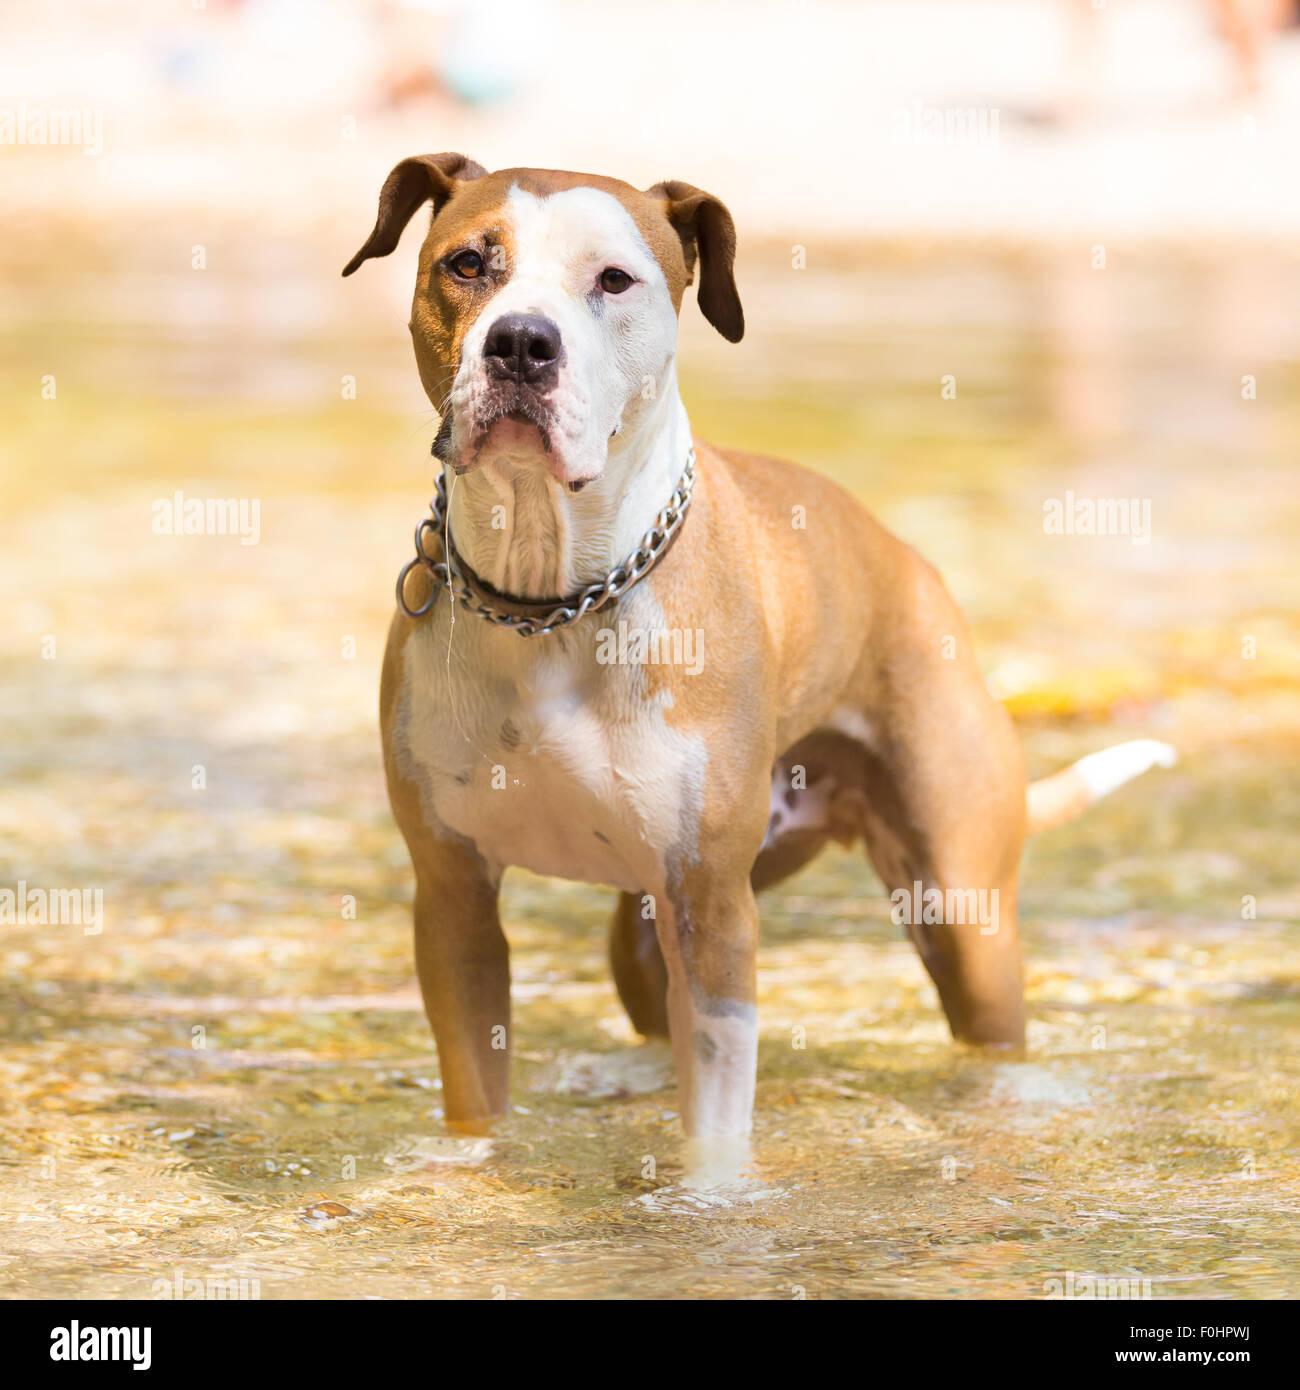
[609,891,670,1038]
[843,565,1029,1045]
[860,726,1026,1045]
[852,735,1027,1045]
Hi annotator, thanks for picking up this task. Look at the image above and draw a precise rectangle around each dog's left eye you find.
[599,268,633,294]
[448,250,486,280]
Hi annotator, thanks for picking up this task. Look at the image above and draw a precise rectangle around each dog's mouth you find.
[435,393,590,488]
[434,397,552,467]
[477,408,551,459]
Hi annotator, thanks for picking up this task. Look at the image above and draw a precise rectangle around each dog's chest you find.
[396,611,705,892]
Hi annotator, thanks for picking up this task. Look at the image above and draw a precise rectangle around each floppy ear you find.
[646,179,744,342]
[342,152,488,276]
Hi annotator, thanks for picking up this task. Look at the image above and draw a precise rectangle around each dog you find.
[344,154,1175,1171]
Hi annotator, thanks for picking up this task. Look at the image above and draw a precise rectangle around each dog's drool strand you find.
[444,466,459,673]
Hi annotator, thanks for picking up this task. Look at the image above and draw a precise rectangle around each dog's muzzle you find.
[436,312,567,475]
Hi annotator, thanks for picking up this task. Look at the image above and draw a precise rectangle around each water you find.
[1,238,1298,1298]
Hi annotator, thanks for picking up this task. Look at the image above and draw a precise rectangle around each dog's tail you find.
[1025,739,1177,834]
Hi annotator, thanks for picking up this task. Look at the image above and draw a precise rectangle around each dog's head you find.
[343,156,743,486]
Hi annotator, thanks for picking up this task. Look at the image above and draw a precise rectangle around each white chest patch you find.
[391,588,706,894]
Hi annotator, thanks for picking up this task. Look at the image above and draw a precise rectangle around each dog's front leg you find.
[655,874,759,1178]
[411,848,510,1134]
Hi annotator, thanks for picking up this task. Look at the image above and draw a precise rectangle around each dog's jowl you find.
[344,155,1174,1176]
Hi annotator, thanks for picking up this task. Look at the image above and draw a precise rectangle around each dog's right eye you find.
[448,250,485,280]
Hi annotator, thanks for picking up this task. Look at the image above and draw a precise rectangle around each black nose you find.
[482,313,563,386]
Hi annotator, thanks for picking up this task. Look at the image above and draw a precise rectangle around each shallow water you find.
[1,239,1298,1298]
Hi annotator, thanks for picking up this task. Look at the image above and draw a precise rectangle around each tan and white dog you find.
[344,154,1175,1171]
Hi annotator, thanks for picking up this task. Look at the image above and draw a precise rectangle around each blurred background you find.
[2,0,1298,1299]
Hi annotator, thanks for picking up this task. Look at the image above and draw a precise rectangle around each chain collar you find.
[395,447,697,637]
